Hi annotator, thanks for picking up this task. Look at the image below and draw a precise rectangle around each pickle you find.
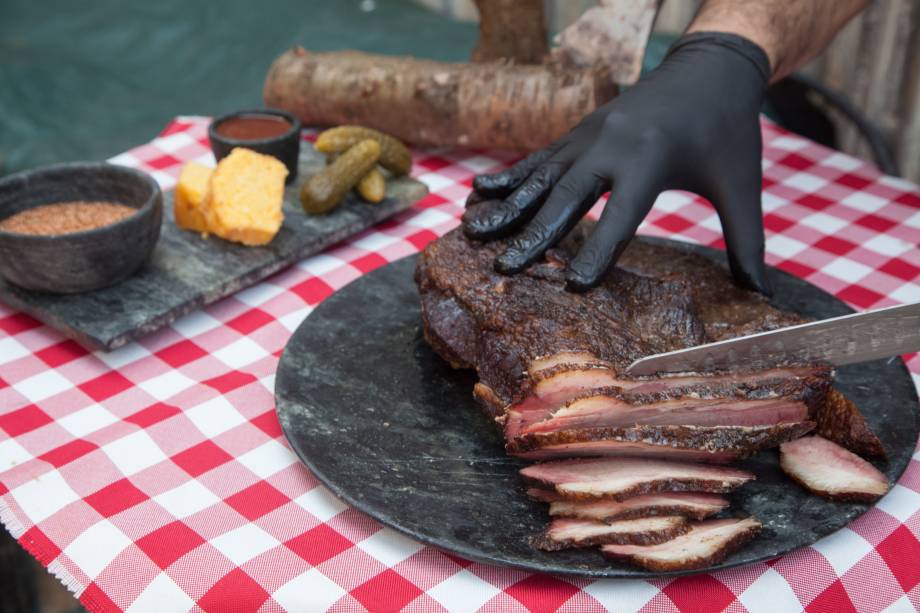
[315,126,411,176]
[300,139,381,214]
[357,168,386,203]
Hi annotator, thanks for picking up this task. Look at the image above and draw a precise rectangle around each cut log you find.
[263,47,617,151]
[472,0,548,64]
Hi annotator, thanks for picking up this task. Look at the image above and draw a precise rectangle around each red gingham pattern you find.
[0,116,918,613]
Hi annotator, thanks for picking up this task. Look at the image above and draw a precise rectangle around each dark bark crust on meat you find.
[548,502,726,522]
[416,227,811,411]
[815,388,886,459]
[473,383,507,418]
[508,422,816,458]
[532,520,691,551]
[521,476,751,502]
[602,522,762,571]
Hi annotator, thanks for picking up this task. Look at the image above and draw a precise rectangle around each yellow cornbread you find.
[204,148,288,246]
[174,161,213,234]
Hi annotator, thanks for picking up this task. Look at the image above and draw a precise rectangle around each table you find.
[0,117,918,613]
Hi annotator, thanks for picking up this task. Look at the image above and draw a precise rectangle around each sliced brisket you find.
[601,517,762,571]
[544,492,729,522]
[520,457,754,501]
[779,436,889,502]
[533,516,690,551]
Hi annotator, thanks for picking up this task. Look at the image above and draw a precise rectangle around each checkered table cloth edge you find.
[0,116,918,613]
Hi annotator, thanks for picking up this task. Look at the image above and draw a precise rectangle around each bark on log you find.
[264,47,617,151]
[472,0,548,64]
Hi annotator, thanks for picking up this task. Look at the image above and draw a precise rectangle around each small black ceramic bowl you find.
[0,162,162,293]
[209,108,301,183]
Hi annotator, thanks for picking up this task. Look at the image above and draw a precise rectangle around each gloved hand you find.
[463,32,773,294]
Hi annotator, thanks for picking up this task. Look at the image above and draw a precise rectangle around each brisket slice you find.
[814,388,885,459]
[505,366,831,440]
[779,436,889,502]
[508,422,816,462]
[542,492,730,522]
[533,516,690,551]
[520,457,754,501]
[601,517,762,571]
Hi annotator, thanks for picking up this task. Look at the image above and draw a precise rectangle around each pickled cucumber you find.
[357,168,386,203]
[300,139,381,214]
[315,126,411,176]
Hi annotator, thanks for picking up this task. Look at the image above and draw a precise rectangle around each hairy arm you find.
[686,0,869,81]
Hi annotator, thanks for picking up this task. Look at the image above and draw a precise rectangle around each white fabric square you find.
[877,175,916,192]
[102,431,166,476]
[64,519,131,578]
[234,282,285,307]
[890,284,920,305]
[903,211,920,229]
[822,258,873,281]
[137,370,196,401]
[352,232,399,252]
[153,479,220,518]
[652,191,694,213]
[785,172,828,192]
[12,470,79,523]
[841,191,887,213]
[771,136,807,151]
[460,155,501,174]
[766,234,808,258]
[0,438,33,467]
[698,214,723,232]
[811,528,873,576]
[58,404,119,438]
[876,484,920,522]
[212,336,267,370]
[357,528,424,567]
[429,569,502,612]
[583,578,660,612]
[95,342,150,369]
[126,573,194,613]
[408,209,455,229]
[272,568,347,613]
[258,374,276,394]
[0,336,30,363]
[800,212,848,234]
[237,440,297,479]
[863,234,914,257]
[883,594,917,613]
[418,171,455,192]
[739,568,804,613]
[294,486,347,522]
[210,523,279,565]
[152,131,195,153]
[185,396,246,438]
[170,310,222,338]
[821,152,863,171]
[300,254,345,276]
[278,309,311,333]
[14,369,72,402]
[761,192,786,212]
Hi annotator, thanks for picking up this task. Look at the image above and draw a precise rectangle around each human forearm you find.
[686,0,869,81]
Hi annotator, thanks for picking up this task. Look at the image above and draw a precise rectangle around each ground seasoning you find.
[0,201,137,235]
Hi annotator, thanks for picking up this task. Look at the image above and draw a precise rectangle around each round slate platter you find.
[275,238,919,578]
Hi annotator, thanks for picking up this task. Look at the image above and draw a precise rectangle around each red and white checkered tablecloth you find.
[0,116,918,613]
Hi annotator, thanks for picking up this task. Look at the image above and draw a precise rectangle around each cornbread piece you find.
[602,517,762,571]
[174,161,213,234]
[205,148,288,246]
[779,436,889,502]
[519,457,754,501]
[533,516,690,551]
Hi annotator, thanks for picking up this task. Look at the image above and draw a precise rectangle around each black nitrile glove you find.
[463,32,773,295]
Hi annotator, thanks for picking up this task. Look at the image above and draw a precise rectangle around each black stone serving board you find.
[0,146,427,351]
[275,238,919,578]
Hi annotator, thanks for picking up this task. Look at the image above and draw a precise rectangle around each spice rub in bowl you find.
[0,162,162,293]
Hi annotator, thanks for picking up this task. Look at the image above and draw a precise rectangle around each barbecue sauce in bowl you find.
[215,114,293,141]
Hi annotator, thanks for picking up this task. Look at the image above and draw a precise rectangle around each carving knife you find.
[625,301,920,376]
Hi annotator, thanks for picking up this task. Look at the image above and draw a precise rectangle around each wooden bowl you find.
[0,162,162,293]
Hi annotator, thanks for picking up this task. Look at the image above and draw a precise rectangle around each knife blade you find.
[625,301,920,376]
